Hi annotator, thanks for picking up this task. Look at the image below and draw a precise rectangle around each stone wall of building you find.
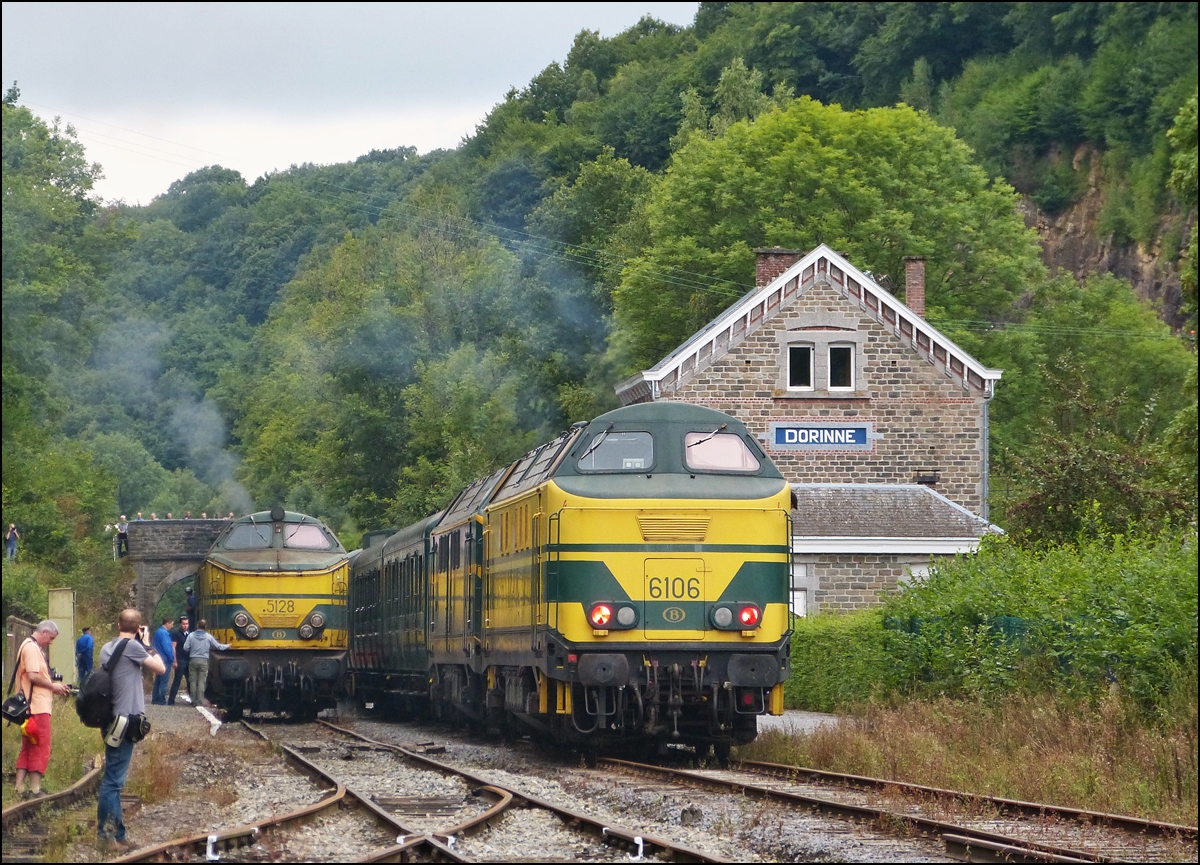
[663,279,988,514]
[800,553,932,612]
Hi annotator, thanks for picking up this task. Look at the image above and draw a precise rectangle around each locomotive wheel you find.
[224,704,244,722]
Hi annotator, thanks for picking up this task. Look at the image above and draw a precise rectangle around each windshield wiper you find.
[579,424,614,463]
[686,423,727,448]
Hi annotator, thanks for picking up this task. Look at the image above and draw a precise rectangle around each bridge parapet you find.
[127,519,227,559]
[126,520,228,623]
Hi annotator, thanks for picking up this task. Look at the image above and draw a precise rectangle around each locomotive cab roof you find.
[550,401,786,500]
[208,509,347,571]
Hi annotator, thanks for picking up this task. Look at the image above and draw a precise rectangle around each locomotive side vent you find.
[637,516,710,542]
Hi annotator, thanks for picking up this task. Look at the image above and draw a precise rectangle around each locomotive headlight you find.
[589,604,612,627]
[616,606,636,627]
[298,623,315,640]
[712,607,734,628]
[233,612,250,629]
[244,623,260,639]
[738,605,761,627]
[309,611,325,629]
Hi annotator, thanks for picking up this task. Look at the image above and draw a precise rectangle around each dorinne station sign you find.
[768,422,875,450]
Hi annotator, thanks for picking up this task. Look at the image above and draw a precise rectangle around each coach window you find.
[787,344,813,390]
[829,345,854,390]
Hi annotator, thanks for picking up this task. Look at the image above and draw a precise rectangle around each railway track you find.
[114,719,463,863]
[1,756,110,863]
[597,757,1198,863]
[251,718,730,863]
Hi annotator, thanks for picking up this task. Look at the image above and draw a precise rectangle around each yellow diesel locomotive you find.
[350,402,792,754]
[198,507,350,718]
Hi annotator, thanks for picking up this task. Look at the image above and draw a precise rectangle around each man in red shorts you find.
[14,620,72,798]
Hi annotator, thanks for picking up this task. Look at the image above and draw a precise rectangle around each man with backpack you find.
[94,609,165,852]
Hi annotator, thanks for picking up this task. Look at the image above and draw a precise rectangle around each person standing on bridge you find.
[150,617,175,705]
[115,516,130,557]
[183,620,229,709]
[96,609,165,851]
[76,625,94,684]
[168,616,191,705]
[13,621,72,799]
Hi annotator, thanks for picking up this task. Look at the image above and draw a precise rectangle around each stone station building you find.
[616,245,1003,614]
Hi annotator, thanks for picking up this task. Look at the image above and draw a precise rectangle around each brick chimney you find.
[754,248,802,288]
[903,256,925,317]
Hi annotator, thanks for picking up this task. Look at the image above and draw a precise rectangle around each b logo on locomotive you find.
[662,607,687,623]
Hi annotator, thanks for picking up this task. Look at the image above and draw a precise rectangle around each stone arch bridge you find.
[127,520,227,622]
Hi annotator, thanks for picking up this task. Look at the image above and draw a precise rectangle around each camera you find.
[49,667,63,682]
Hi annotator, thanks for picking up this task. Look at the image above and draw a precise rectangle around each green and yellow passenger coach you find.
[198,508,349,718]
[351,401,793,755]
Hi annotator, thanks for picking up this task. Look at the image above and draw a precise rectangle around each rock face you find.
[1020,148,1191,328]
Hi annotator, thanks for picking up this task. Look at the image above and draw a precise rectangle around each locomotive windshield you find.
[224,523,272,549]
[284,524,333,549]
[576,430,653,472]
[684,432,761,472]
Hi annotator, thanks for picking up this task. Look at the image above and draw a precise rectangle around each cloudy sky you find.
[3,2,697,203]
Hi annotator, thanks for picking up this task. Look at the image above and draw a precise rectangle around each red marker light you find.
[590,604,613,627]
[739,605,760,627]
[742,692,755,706]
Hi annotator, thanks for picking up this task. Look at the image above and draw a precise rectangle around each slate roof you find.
[792,483,1001,540]
[616,244,1002,405]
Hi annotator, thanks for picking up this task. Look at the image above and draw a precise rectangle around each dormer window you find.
[788,345,813,390]
[829,345,854,390]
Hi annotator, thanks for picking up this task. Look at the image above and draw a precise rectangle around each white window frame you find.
[828,344,855,391]
[786,344,814,391]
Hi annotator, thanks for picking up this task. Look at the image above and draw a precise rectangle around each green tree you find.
[613,97,1043,369]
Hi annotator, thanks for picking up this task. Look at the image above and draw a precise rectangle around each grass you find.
[736,685,1199,826]
[2,704,100,810]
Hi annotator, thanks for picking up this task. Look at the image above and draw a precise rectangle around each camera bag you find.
[2,638,33,726]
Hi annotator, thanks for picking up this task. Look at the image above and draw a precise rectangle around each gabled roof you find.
[616,244,1002,405]
[791,483,1002,554]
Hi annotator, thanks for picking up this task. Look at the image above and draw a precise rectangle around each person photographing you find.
[12,621,72,799]
[96,610,166,851]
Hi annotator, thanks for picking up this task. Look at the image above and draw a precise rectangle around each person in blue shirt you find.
[75,626,94,685]
[150,617,176,705]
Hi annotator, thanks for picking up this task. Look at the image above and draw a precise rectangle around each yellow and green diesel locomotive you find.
[198,508,350,718]
[350,402,792,753]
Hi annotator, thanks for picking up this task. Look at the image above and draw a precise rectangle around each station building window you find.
[829,345,854,390]
[788,345,813,390]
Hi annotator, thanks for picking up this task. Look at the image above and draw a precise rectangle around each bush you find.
[785,610,891,712]
[790,532,1198,714]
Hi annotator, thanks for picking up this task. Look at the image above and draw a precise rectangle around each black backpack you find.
[75,638,130,729]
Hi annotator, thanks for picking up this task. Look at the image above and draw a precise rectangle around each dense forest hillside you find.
[3,2,1196,624]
